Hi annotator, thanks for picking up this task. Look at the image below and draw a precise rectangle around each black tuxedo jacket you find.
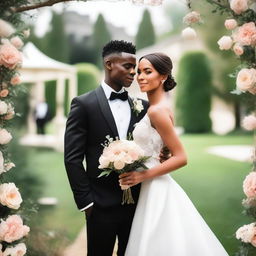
[64,86,149,210]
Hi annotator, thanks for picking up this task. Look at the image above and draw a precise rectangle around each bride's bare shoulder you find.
[148,104,174,126]
[148,104,171,120]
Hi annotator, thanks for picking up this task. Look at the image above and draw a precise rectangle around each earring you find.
[161,80,165,84]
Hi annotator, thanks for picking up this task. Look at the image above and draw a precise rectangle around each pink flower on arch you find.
[233,22,256,46]
[243,172,256,198]
[0,215,30,243]
[0,43,22,70]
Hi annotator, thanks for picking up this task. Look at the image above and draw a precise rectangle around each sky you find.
[34,0,185,37]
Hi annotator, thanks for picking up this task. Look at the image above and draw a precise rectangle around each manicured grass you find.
[26,133,253,254]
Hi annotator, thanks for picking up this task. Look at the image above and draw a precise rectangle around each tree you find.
[190,0,248,129]
[176,51,212,133]
[135,9,156,50]
[43,11,70,63]
[91,13,112,67]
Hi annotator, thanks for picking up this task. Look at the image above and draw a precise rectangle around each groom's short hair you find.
[102,40,136,58]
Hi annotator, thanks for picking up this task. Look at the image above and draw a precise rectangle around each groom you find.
[64,40,148,256]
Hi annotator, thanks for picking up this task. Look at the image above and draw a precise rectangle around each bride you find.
[119,53,229,256]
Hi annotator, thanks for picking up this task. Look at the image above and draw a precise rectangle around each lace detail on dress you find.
[133,114,163,164]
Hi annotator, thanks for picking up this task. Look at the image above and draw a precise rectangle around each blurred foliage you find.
[44,63,100,117]
[69,34,97,65]
[190,0,252,128]
[42,11,70,63]
[162,1,187,37]
[75,63,101,95]
[176,51,212,133]
[45,80,57,119]
[135,9,156,50]
[91,13,112,68]
[26,226,69,256]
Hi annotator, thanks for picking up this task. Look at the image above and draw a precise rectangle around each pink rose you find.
[242,115,256,131]
[0,183,22,209]
[233,43,244,56]
[0,43,22,70]
[225,19,238,30]
[230,0,248,15]
[217,36,233,50]
[236,68,256,92]
[0,215,30,243]
[10,36,24,49]
[0,89,9,98]
[10,75,21,85]
[183,11,201,25]
[233,22,256,46]
[243,172,256,198]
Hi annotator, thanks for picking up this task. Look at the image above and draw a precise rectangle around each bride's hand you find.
[119,171,147,187]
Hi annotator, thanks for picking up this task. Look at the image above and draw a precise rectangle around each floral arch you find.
[0,0,255,255]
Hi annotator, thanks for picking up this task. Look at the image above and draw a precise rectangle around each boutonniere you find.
[132,98,144,116]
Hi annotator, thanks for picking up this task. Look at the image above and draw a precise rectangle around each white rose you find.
[4,162,15,172]
[217,36,233,50]
[98,156,110,169]
[23,29,30,38]
[0,19,15,38]
[182,27,197,40]
[236,223,256,243]
[230,0,248,15]
[3,103,15,120]
[114,160,125,170]
[0,182,23,209]
[233,43,244,56]
[236,68,256,92]
[3,243,27,256]
[135,101,144,112]
[0,101,8,115]
[0,151,4,175]
[224,19,238,30]
[0,129,12,145]
[10,36,24,49]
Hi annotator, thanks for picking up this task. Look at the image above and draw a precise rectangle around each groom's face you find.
[109,52,136,89]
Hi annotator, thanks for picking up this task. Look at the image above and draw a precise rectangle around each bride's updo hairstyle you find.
[139,53,177,92]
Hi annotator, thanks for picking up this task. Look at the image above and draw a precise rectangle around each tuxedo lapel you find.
[127,96,138,137]
[95,86,119,138]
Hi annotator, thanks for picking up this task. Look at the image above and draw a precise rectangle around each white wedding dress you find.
[125,114,229,256]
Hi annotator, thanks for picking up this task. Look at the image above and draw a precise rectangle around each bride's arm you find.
[119,107,187,186]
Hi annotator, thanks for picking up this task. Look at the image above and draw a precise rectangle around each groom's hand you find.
[159,146,171,163]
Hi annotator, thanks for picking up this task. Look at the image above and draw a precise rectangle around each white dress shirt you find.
[101,81,131,139]
[80,81,131,212]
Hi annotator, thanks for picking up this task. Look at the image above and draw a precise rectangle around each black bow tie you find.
[109,91,128,101]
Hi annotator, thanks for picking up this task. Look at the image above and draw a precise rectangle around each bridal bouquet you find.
[98,136,150,204]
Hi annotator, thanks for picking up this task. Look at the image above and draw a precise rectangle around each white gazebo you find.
[19,43,77,151]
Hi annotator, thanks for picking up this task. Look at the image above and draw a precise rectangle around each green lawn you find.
[26,133,253,255]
